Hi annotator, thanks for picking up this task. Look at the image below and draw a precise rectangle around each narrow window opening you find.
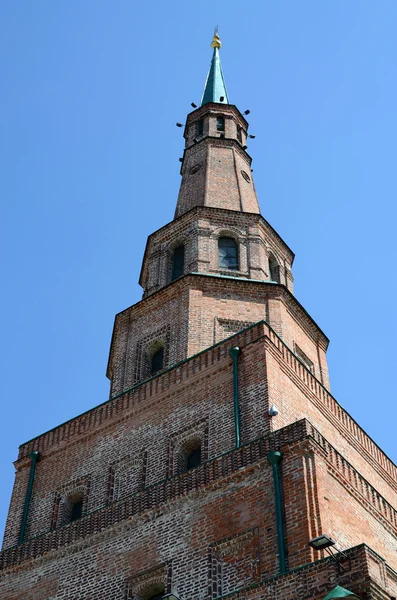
[70,499,83,522]
[148,594,164,600]
[216,116,225,132]
[171,245,185,281]
[269,254,280,283]
[197,118,204,137]
[237,127,242,143]
[187,447,201,470]
[147,587,165,600]
[151,347,164,375]
[218,237,238,271]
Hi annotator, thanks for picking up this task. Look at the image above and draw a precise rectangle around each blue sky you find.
[1,1,396,541]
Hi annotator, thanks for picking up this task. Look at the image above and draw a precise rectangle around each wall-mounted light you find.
[191,102,197,108]
[308,535,351,574]
[248,134,256,139]
[242,145,248,150]
[244,109,250,115]
[176,123,183,127]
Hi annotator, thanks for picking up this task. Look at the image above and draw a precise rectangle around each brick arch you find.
[173,433,203,474]
[164,237,188,283]
[211,225,245,241]
[211,227,247,273]
[268,251,281,283]
[125,564,169,600]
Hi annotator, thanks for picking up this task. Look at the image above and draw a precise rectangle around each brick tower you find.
[1,31,396,600]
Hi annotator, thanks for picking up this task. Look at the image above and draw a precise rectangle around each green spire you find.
[201,28,229,106]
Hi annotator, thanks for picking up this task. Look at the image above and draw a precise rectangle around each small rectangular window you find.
[216,116,225,132]
[197,119,204,137]
[294,344,315,374]
[237,127,242,143]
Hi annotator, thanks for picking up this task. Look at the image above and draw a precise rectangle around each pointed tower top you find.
[201,28,229,106]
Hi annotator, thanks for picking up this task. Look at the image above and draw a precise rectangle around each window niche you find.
[196,118,204,137]
[125,564,170,600]
[216,116,225,132]
[268,253,280,283]
[52,477,90,529]
[62,491,85,525]
[171,244,185,282]
[174,437,202,474]
[218,237,239,271]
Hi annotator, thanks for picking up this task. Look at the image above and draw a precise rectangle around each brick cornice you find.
[3,419,311,570]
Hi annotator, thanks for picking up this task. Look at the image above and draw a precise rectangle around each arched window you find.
[216,116,225,132]
[269,254,280,283]
[187,446,201,470]
[171,245,185,281]
[218,237,238,271]
[151,347,164,375]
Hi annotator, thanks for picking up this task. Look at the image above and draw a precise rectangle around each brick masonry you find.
[1,73,396,599]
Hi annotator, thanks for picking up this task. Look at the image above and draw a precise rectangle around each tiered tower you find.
[1,32,396,600]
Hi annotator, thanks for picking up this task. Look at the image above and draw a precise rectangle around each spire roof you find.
[201,28,229,106]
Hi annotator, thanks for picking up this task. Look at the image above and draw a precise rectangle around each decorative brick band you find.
[266,327,397,487]
[1,419,310,570]
[16,320,397,501]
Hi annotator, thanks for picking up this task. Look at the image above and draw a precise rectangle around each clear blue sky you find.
[1,1,396,541]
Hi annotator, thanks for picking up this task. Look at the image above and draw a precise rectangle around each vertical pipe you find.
[229,346,241,448]
[267,450,286,574]
[18,450,40,545]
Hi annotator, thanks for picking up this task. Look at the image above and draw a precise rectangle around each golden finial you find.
[211,26,222,49]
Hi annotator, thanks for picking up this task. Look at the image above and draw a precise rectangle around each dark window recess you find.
[216,116,225,132]
[151,347,164,375]
[269,255,280,283]
[197,119,204,136]
[148,592,164,600]
[237,127,242,143]
[218,237,238,270]
[187,447,201,470]
[70,500,83,522]
[171,245,185,281]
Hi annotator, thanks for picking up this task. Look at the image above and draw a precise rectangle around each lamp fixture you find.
[308,535,335,550]
[242,145,248,150]
[191,102,197,108]
[176,123,183,127]
[244,109,250,115]
[179,158,183,162]
[248,134,256,139]
[308,535,351,574]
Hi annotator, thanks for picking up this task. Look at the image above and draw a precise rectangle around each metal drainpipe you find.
[18,450,40,545]
[229,346,241,449]
[267,450,286,574]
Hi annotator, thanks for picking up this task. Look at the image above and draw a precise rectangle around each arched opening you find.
[186,446,201,470]
[171,244,185,282]
[62,491,85,525]
[151,347,164,375]
[269,254,280,283]
[218,237,238,271]
[175,438,202,474]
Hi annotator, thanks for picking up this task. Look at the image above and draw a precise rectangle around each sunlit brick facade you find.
[1,32,396,600]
